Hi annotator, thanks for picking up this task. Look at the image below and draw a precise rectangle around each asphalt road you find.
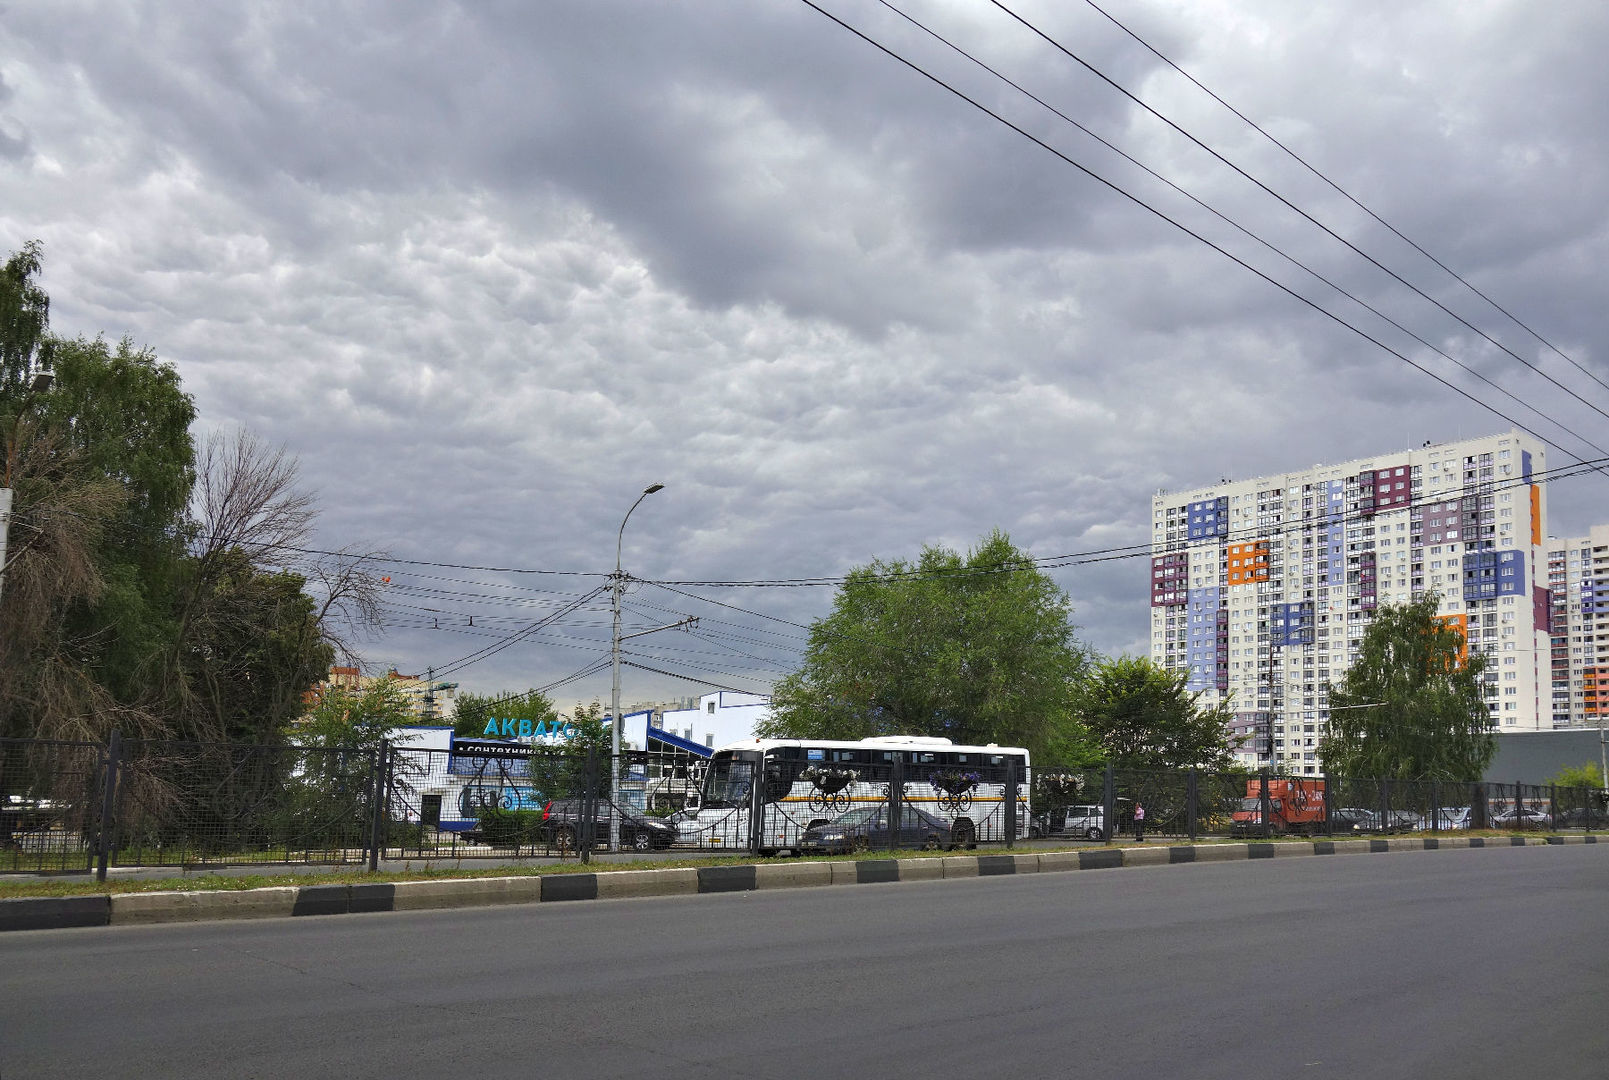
[3,846,1605,1079]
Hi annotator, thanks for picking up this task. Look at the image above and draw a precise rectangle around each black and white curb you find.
[2,834,1595,933]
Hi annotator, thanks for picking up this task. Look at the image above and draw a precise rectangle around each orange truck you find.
[1231,778,1326,835]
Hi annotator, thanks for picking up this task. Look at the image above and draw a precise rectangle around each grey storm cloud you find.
[3,0,1609,699]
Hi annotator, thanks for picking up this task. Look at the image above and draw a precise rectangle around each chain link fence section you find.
[0,737,105,872]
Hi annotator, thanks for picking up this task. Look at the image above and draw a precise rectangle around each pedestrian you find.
[1133,802,1145,842]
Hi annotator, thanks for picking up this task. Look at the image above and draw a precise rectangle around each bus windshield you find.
[702,756,753,809]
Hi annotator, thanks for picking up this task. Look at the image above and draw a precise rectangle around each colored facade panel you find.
[1226,540,1269,585]
[1462,549,1526,602]
[1531,486,1542,547]
[1187,496,1229,540]
[1434,613,1470,666]
[1214,607,1229,691]
[1150,552,1188,607]
[1271,601,1314,646]
[1358,550,1378,611]
[1185,586,1221,691]
[1371,463,1411,512]
[1585,667,1607,717]
[1522,450,1533,483]
[1421,498,1465,545]
[1319,481,1345,585]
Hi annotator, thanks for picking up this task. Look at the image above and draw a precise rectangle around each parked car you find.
[1489,806,1553,830]
[1327,807,1379,833]
[540,799,678,852]
[1035,804,1106,840]
[799,804,954,854]
[1555,806,1609,830]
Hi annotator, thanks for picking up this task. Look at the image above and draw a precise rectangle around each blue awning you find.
[647,726,713,758]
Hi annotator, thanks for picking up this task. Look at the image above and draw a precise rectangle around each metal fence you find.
[3,731,1606,879]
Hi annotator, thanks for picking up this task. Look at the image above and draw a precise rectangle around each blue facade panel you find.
[1319,481,1345,586]
[1522,450,1533,483]
[1270,601,1315,646]
[1187,496,1229,540]
[1463,549,1527,602]
[1185,586,1222,691]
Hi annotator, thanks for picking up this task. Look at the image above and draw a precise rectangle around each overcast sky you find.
[4,0,1608,709]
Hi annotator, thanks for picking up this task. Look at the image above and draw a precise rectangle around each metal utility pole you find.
[610,483,664,852]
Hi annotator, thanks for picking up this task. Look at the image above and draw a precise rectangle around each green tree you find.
[1320,593,1495,781]
[757,530,1093,761]
[1547,762,1606,790]
[0,243,379,746]
[453,688,559,738]
[1076,656,1237,770]
[298,679,416,753]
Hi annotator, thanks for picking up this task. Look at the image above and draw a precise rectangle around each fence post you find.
[1259,769,1272,840]
[1379,778,1390,834]
[1005,759,1018,850]
[580,747,597,865]
[94,729,123,883]
[749,756,765,855]
[888,753,904,854]
[1322,773,1334,836]
[366,739,389,872]
[1430,779,1439,834]
[1102,763,1115,843]
[1550,783,1558,832]
[1186,769,1198,841]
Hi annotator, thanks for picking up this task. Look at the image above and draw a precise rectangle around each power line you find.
[795,1,1579,468]
[869,0,1609,469]
[1080,0,1609,401]
[646,453,1609,588]
[986,0,1609,429]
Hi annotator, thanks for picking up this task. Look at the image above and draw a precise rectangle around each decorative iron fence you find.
[2,731,1605,880]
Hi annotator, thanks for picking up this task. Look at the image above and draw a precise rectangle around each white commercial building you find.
[657,691,772,751]
[1151,430,1552,774]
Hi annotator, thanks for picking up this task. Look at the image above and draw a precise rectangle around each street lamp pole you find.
[610,483,663,852]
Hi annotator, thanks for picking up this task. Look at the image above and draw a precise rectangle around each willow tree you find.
[1319,593,1495,781]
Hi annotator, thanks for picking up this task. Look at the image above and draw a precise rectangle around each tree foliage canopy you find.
[757,530,1092,761]
[0,242,377,745]
[1319,594,1496,781]
[453,688,559,738]
[1076,656,1237,770]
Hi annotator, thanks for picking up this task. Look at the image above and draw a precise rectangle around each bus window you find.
[702,756,754,809]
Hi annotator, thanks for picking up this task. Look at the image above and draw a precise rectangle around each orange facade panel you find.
[1226,541,1270,585]
[1433,613,1469,667]
[1530,485,1542,547]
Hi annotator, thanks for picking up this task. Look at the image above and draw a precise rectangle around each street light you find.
[610,483,664,852]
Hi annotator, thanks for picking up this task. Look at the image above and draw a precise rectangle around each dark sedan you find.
[541,799,678,852]
[799,804,954,854]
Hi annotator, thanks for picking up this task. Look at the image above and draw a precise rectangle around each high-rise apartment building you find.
[1545,526,1609,727]
[1150,430,1552,774]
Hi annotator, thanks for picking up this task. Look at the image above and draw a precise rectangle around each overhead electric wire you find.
[646,454,1609,589]
[796,0,1582,472]
[869,0,1609,469]
[619,659,772,695]
[430,585,608,679]
[1080,0,1609,400]
[984,0,1609,427]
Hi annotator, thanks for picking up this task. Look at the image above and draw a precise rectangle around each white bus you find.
[674,736,1031,855]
